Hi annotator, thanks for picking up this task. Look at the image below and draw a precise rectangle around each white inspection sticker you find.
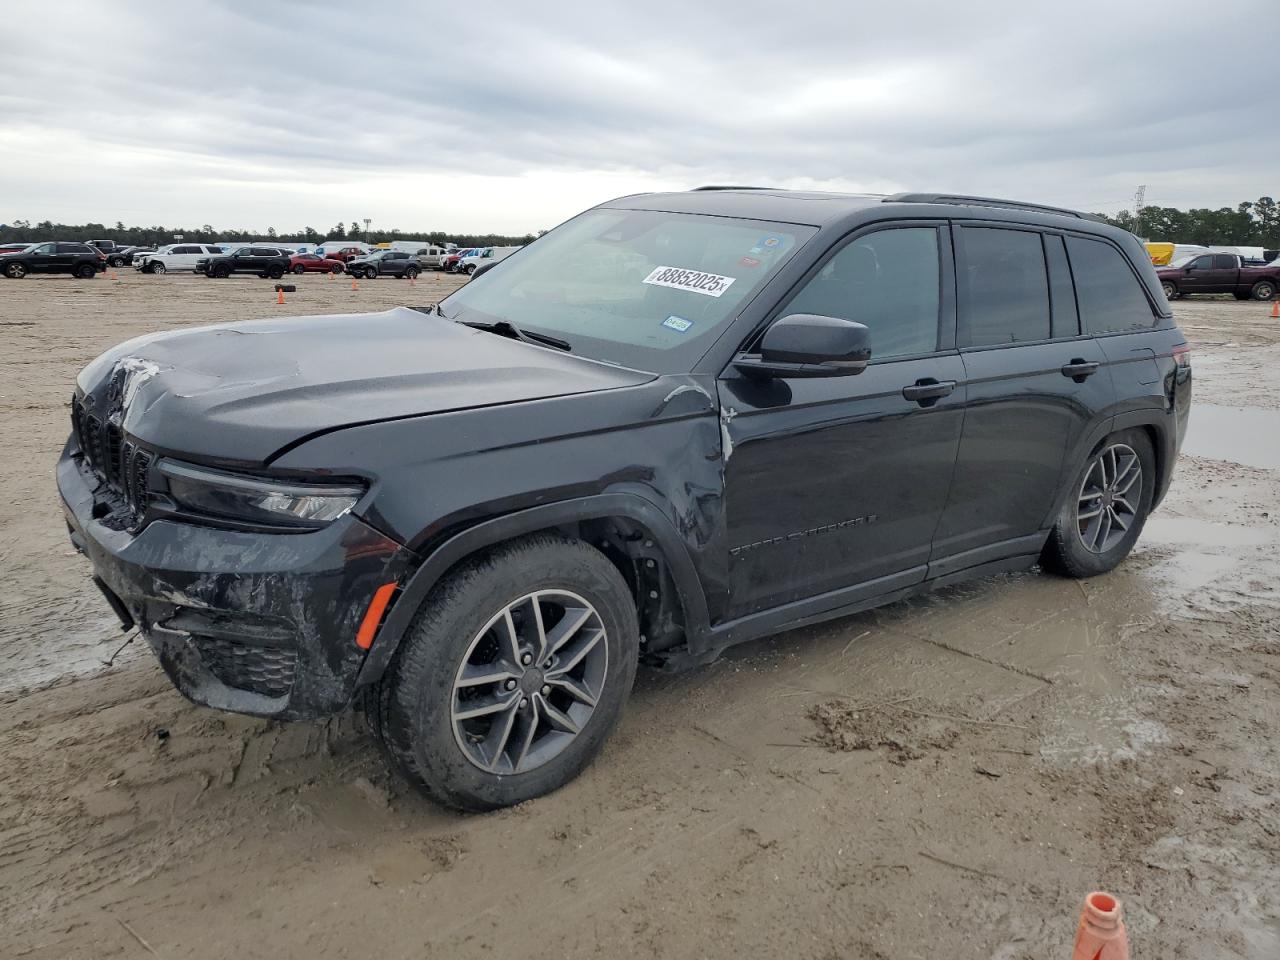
[642,265,736,298]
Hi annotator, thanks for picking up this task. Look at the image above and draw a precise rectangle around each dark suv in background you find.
[345,250,422,280]
[58,188,1190,811]
[2,241,107,279]
[198,246,291,279]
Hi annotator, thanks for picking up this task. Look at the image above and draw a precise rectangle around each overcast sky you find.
[0,0,1273,236]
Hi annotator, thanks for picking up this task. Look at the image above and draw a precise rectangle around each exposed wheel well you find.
[423,515,690,659]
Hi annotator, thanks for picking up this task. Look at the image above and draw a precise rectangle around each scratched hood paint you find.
[75,307,654,464]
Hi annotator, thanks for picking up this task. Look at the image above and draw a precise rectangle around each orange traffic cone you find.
[1270,299,1279,319]
[110,270,119,281]
[351,278,359,291]
[1071,892,1129,960]
[276,288,285,304]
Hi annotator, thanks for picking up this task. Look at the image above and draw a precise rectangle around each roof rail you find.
[883,192,1104,222]
[692,185,774,192]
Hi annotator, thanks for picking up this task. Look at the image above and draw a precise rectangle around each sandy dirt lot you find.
[1,272,1278,959]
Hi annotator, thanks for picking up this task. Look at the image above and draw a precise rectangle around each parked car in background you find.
[199,246,292,279]
[1156,253,1280,301]
[0,242,30,256]
[289,253,345,274]
[415,245,453,270]
[442,248,477,273]
[137,244,227,274]
[117,246,156,265]
[316,244,370,262]
[1,241,106,279]
[457,245,522,276]
[345,250,422,279]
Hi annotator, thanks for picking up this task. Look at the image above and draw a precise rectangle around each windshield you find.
[438,208,814,372]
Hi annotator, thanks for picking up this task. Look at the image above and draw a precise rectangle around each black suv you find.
[2,241,107,279]
[58,189,1190,810]
[345,250,422,280]
[199,246,291,279]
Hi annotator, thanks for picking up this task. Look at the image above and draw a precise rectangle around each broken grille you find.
[72,397,152,520]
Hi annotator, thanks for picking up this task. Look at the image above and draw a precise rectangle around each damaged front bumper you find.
[57,449,416,720]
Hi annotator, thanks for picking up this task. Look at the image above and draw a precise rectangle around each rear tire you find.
[109,256,126,268]
[367,535,639,811]
[1250,280,1278,301]
[268,266,284,280]
[1160,280,1178,300]
[293,264,306,274]
[1040,429,1155,578]
[75,263,96,279]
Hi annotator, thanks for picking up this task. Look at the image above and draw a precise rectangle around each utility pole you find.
[1133,185,1146,238]
[363,218,371,246]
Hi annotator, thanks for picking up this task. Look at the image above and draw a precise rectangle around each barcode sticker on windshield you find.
[642,266,736,298]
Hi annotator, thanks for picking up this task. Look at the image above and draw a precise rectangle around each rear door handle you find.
[902,378,957,406]
[1061,359,1100,382]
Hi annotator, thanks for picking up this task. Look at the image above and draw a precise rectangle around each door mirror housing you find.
[733,314,872,379]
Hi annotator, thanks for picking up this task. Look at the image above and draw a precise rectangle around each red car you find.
[289,253,345,275]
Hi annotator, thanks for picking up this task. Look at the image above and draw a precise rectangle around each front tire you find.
[267,266,285,280]
[463,263,477,275]
[212,264,230,278]
[368,536,639,811]
[364,266,377,280]
[1250,280,1277,301]
[404,266,420,280]
[151,261,167,275]
[1041,429,1155,578]
[5,262,28,279]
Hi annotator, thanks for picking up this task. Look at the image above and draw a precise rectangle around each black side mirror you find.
[733,314,871,379]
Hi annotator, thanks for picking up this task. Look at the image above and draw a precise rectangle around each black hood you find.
[76,307,653,464]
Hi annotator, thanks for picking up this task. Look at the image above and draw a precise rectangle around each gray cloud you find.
[0,0,1273,232]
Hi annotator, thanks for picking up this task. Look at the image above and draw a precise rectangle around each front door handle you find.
[1061,359,1100,382]
[902,378,957,406]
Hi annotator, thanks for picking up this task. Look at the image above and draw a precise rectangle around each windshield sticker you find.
[749,234,786,255]
[739,255,761,268]
[662,315,693,333]
[642,266,736,298]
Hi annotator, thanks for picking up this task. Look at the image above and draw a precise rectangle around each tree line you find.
[0,218,540,249]
[1096,196,1278,247]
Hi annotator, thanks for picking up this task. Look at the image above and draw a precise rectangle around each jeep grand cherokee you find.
[59,188,1191,810]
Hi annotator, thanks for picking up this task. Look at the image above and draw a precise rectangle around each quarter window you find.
[1066,237,1156,334]
[780,227,940,360]
[959,227,1050,347]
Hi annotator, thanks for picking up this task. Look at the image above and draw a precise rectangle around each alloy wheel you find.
[1076,443,1142,554]
[451,590,608,775]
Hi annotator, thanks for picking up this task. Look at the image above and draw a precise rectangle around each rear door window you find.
[1065,236,1157,335]
[57,243,90,254]
[1213,254,1237,269]
[958,227,1051,347]
[780,226,941,360]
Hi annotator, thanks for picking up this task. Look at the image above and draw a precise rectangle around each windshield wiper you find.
[461,319,571,352]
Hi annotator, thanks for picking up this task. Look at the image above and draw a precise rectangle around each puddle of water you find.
[1142,515,1274,548]
[1183,404,1280,469]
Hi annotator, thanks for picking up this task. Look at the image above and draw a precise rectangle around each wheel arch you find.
[354,493,711,688]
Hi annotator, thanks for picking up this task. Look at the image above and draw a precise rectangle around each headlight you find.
[158,459,364,528]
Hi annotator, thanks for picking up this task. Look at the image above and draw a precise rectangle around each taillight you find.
[1172,344,1191,369]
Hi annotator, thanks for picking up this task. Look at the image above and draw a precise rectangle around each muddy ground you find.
[1,273,1277,958]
